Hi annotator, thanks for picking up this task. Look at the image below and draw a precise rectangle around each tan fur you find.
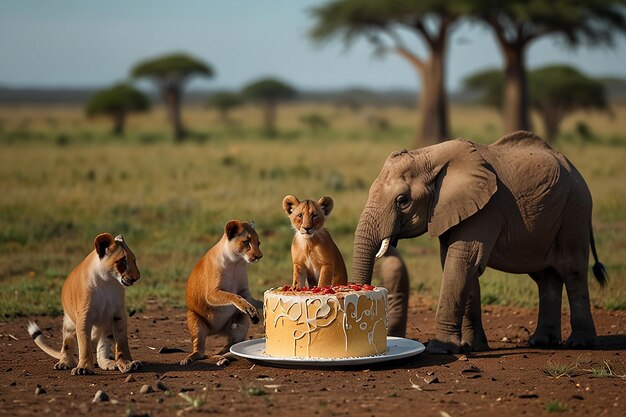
[27,233,141,375]
[282,195,348,288]
[181,220,263,366]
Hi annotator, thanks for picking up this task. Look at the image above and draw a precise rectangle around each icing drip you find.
[265,287,388,357]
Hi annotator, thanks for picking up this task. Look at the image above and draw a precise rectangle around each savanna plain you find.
[0,103,625,417]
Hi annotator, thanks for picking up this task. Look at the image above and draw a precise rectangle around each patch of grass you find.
[243,386,266,396]
[544,359,579,378]
[178,391,206,409]
[604,299,626,311]
[582,360,626,378]
[0,104,625,317]
[545,402,568,413]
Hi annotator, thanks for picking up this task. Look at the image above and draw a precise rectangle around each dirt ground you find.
[1,297,624,417]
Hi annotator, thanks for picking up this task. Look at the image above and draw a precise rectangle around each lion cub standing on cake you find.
[27,233,142,375]
[181,220,262,366]
[282,195,348,288]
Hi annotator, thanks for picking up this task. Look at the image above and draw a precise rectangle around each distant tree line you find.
[85,0,625,143]
[86,51,297,139]
[309,0,626,144]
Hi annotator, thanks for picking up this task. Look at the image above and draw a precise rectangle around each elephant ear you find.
[427,140,497,238]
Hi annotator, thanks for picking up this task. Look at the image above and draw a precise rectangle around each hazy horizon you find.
[1,1,625,93]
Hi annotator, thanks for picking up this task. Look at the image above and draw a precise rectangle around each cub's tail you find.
[27,322,62,360]
[590,226,608,287]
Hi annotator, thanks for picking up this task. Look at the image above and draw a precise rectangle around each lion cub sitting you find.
[181,220,263,366]
[27,233,142,375]
[282,195,348,288]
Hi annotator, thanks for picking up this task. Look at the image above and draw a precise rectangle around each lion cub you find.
[27,233,141,375]
[282,195,348,288]
[181,220,263,366]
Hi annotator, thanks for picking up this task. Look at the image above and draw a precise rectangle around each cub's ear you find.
[94,233,115,259]
[225,220,243,240]
[282,195,300,215]
[317,196,334,217]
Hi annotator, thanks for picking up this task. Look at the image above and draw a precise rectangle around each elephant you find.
[353,130,607,354]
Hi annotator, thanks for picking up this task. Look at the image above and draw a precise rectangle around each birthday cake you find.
[263,284,388,358]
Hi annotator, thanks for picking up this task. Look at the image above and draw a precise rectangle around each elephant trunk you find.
[353,211,383,285]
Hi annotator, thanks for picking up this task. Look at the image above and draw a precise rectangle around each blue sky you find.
[1,0,625,92]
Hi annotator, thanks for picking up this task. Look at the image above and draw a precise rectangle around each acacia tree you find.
[85,84,150,136]
[208,91,243,125]
[530,65,608,140]
[310,0,468,145]
[242,78,297,135]
[472,0,626,133]
[131,53,213,141]
[463,65,608,140]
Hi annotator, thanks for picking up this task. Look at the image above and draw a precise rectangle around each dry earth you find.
[1,297,625,417]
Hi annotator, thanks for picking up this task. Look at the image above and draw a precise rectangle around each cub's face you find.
[95,233,141,287]
[282,195,333,238]
[225,220,263,263]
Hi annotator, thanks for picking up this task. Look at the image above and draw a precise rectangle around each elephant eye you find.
[396,195,410,210]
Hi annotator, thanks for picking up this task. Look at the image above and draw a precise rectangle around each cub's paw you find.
[54,360,75,370]
[71,366,95,376]
[118,360,142,373]
[215,355,231,367]
[240,302,259,323]
[180,352,206,366]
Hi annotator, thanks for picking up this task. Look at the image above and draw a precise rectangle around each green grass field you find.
[1,103,625,317]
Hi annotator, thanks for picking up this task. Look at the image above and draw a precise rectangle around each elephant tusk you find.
[375,238,390,259]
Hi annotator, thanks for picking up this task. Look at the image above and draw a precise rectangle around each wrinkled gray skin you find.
[354,131,607,354]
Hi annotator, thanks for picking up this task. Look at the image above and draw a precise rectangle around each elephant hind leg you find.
[563,268,597,348]
[529,268,563,347]
[380,247,409,338]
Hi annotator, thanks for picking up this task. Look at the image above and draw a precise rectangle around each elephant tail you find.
[590,225,608,287]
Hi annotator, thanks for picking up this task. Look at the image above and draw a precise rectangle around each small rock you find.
[35,384,46,395]
[155,380,168,391]
[92,390,109,403]
[458,355,469,361]
[124,375,136,383]
[139,384,154,394]
[461,365,481,374]
[158,347,184,354]
[501,337,510,342]
[423,376,439,384]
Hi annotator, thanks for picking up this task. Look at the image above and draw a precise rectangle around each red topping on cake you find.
[276,283,379,293]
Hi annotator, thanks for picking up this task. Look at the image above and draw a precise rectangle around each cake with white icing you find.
[263,284,388,358]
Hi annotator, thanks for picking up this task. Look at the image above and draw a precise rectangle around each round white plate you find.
[230,336,425,367]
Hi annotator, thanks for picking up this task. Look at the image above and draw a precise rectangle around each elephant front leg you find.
[461,277,489,351]
[428,241,481,354]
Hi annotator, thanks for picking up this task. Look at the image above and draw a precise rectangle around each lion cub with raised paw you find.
[27,233,142,375]
[283,195,348,288]
[181,220,263,367]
